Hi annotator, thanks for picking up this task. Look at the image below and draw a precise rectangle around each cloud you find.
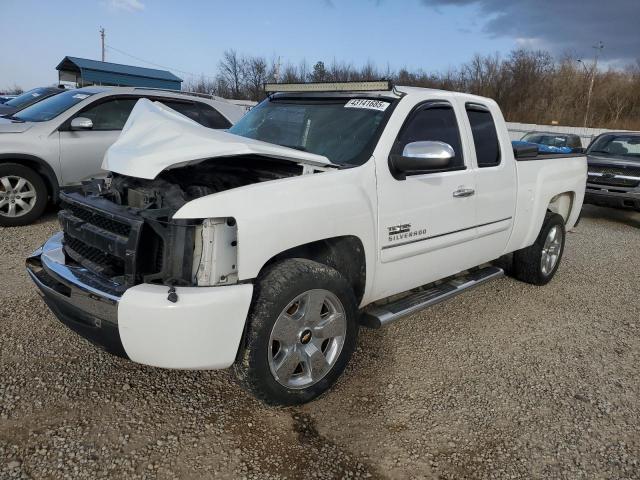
[419,0,640,63]
[107,0,145,12]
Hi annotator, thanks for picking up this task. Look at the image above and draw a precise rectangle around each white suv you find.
[0,86,245,226]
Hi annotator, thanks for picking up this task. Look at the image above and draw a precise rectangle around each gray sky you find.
[419,0,639,65]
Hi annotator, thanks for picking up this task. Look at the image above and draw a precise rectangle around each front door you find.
[59,97,138,184]
[373,100,478,300]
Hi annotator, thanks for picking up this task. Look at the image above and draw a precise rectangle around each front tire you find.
[0,163,48,227]
[512,212,566,285]
[234,258,359,405]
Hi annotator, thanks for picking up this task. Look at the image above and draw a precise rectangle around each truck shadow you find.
[580,204,640,229]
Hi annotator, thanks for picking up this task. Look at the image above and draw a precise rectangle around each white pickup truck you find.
[26,81,586,405]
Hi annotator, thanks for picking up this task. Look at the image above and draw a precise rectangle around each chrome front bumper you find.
[27,232,256,369]
[26,232,127,357]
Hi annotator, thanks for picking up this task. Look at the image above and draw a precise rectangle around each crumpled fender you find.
[173,160,378,296]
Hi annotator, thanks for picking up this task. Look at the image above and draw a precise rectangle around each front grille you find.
[64,236,124,276]
[588,165,640,188]
[59,192,145,287]
[61,201,132,236]
[58,191,195,288]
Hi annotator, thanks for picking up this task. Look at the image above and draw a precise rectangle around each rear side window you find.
[161,100,201,123]
[466,104,500,167]
[394,103,464,168]
[199,104,231,129]
[161,100,231,129]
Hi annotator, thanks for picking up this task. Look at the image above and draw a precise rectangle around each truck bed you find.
[516,152,585,162]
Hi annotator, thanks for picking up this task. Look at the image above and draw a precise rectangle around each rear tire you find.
[234,258,359,405]
[512,212,565,285]
[0,163,48,227]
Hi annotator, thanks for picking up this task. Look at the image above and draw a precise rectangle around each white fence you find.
[506,122,634,148]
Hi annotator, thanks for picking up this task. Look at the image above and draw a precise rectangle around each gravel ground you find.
[1,204,639,479]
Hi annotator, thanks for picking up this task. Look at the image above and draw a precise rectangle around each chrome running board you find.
[361,266,504,329]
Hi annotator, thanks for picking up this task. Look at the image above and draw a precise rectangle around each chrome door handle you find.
[453,188,475,198]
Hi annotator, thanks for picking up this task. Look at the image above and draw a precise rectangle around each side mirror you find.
[70,117,93,130]
[389,141,455,179]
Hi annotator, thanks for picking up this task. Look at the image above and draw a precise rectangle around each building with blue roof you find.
[56,56,182,90]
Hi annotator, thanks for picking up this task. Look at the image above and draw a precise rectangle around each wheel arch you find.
[256,235,367,305]
[546,191,575,223]
[0,154,60,203]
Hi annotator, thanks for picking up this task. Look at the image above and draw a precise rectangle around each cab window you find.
[466,104,501,167]
[392,102,464,169]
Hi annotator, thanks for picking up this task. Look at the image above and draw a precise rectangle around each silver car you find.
[0,87,245,226]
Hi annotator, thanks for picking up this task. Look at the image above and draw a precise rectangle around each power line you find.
[104,44,218,80]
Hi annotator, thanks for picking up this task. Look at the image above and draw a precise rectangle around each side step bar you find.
[361,266,504,329]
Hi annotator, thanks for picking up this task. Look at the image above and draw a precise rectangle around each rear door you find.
[462,102,516,261]
[59,97,139,184]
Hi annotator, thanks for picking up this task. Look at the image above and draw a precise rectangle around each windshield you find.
[522,133,568,147]
[5,88,54,108]
[14,90,96,122]
[228,97,391,165]
[587,134,640,160]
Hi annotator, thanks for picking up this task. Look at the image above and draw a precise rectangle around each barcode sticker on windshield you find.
[73,94,89,100]
[345,99,389,111]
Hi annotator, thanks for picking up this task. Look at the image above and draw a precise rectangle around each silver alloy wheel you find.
[0,176,37,218]
[268,289,347,389]
[540,225,562,276]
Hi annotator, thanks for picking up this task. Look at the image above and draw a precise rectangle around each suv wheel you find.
[0,163,48,227]
[234,258,359,405]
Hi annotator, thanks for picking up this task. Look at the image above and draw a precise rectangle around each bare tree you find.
[202,47,640,129]
[245,56,268,101]
[2,85,23,95]
[184,75,217,95]
[218,49,246,99]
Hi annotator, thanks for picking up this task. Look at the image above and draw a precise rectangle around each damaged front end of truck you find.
[26,98,338,367]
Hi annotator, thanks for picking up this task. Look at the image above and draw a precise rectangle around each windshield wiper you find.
[589,150,610,155]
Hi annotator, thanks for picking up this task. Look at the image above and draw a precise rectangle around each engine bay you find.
[93,155,306,212]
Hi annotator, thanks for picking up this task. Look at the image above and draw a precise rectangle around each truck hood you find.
[102,98,334,180]
[0,117,34,133]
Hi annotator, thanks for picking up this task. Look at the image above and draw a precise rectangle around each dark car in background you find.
[0,87,64,117]
[584,132,640,211]
[521,131,584,153]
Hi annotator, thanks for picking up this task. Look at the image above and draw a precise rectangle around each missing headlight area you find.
[194,217,239,286]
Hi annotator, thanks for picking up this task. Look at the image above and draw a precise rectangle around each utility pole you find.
[100,27,106,62]
[579,41,604,128]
